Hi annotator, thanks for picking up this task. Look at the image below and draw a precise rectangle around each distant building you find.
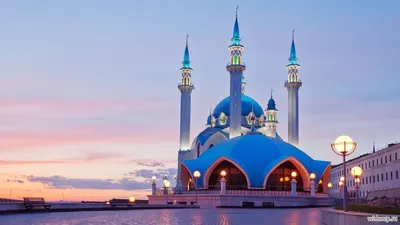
[329,142,400,199]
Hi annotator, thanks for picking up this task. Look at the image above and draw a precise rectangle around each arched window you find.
[197,143,200,158]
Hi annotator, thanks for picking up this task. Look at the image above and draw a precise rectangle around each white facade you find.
[329,143,400,199]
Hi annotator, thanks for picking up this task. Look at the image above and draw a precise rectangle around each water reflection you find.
[0,208,324,225]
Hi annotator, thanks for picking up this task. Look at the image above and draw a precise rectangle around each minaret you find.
[176,34,194,191]
[178,34,194,150]
[284,29,302,147]
[226,6,246,139]
[265,90,279,138]
[373,141,376,153]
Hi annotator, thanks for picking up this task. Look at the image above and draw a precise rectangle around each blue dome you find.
[267,97,277,110]
[212,95,264,118]
[182,134,330,188]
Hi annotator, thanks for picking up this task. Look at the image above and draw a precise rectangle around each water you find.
[0,208,323,225]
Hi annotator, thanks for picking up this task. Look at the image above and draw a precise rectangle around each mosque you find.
[149,10,332,207]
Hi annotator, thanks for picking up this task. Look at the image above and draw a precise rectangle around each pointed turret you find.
[182,35,191,69]
[289,30,298,65]
[264,89,278,138]
[232,6,241,46]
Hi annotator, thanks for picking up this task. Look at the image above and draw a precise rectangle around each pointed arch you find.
[203,156,251,189]
[180,163,195,190]
[262,156,310,191]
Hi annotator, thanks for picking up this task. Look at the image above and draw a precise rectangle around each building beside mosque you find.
[148,10,332,207]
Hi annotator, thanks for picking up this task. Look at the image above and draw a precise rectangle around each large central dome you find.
[212,95,264,118]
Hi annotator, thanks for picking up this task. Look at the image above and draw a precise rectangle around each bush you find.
[335,204,400,215]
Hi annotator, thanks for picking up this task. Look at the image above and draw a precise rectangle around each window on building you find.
[381,157,383,164]
[365,163,367,169]
[372,160,374,167]
[369,161,371,168]
[386,173,388,181]
[391,172,393,180]
[385,156,387,163]
[377,175,379,182]
[390,155,392,162]
[361,164,363,170]
[373,175,376,183]
[381,173,383,181]
[376,158,378,165]
[396,171,399,179]
[396,153,398,161]
[362,177,364,185]
[369,176,371,183]
[366,177,368,184]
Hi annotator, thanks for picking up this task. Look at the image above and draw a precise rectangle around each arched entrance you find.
[265,161,304,191]
[207,160,248,190]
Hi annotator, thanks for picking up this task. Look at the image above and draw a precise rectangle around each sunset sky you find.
[0,1,399,201]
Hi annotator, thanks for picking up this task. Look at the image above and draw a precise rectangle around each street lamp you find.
[350,166,363,204]
[327,182,332,196]
[309,173,316,196]
[220,170,227,194]
[331,135,356,212]
[193,170,201,205]
[164,181,170,204]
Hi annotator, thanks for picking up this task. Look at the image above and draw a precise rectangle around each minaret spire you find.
[373,141,376,153]
[285,29,302,147]
[182,33,191,69]
[227,7,246,139]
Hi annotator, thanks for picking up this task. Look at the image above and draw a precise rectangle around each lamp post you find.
[291,171,297,196]
[220,170,227,195]
[193,170,201,205]
[327,182,332,196]
[350,166,363,204]
[339,181,344,199]
[331,135,357,212]
[151,176,156,195]
[310,173,316,197]
[164,180,170,204]
[174,175,178,194]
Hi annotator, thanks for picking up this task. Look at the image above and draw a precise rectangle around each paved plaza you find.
[0,208,323,225]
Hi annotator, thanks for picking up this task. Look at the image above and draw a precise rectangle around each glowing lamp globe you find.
[351,166,363,177]
[339,181,344,187]
[340,176,345,182]
[220,170,227,177]
[355,178,360,183]
[151,176,156,181]
[291,171,297,179]
[129,197,135,203]
[280,177,284,182]
[309,173,316,180]
[284,177,290,182]
[193,171,201,178]
[331,135,356,155]
[165,181,170,188]
[327,183,332,188]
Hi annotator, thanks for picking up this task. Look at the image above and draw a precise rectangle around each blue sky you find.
[0,1,399,200]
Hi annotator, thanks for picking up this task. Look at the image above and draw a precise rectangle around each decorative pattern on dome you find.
[212,95,264,118]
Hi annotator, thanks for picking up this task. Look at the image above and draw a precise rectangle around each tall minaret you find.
[226,6,246,139]
[265,90,279,138]
[178,34,194,150]
[284,29,302,147]
[176,35,194,191]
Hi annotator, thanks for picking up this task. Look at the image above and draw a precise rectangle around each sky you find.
[0,1,399,201]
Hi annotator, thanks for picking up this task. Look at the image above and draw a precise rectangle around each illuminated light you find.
[327,183,332,188]
[193,171,201,178]
[309,173,316,180]
[331,135,356,154]
[355,178,360,183]
[291,171,297,179]
[339,181,344,187]
[106,201,110,205]
[220,170,227,177]
[340,176,345,182]
[151,176,156,181]
[350,166,363,177]
[164,181,170,188]
[284,177,289,182]
[129,197,136,203]
[279,177,283,182]
[319,180,322,184]
[189,178,192,182]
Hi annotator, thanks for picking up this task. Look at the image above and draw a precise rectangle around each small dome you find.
[212,95,264,118]
[267,97,277,111]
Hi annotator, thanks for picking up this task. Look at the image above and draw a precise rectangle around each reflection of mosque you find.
[175,9,331,195]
